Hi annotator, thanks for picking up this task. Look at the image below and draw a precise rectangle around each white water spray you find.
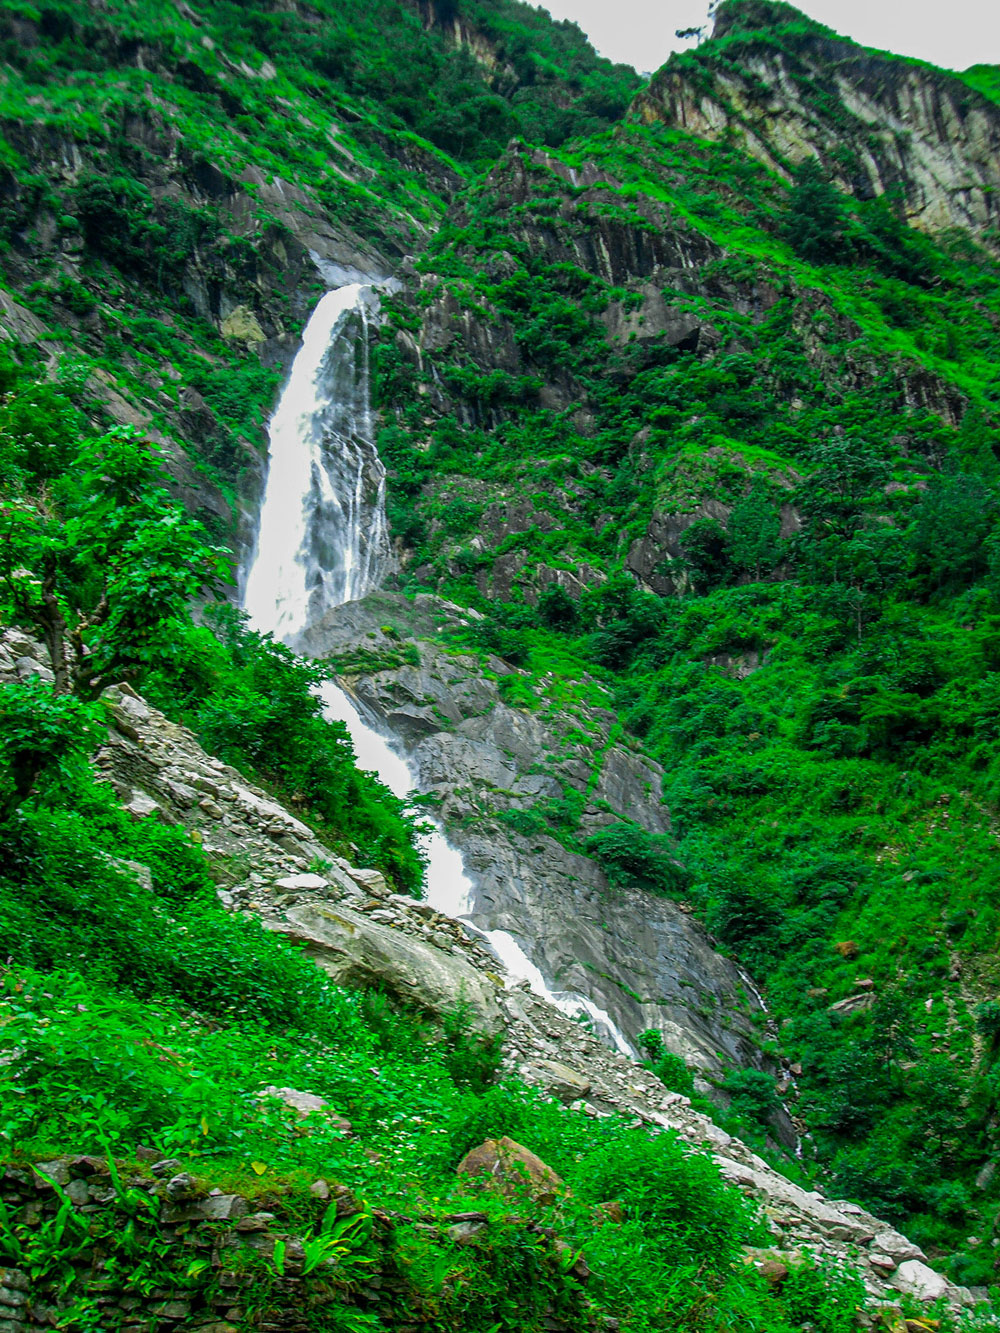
[243,286,634,1057]
[243,285,388,636]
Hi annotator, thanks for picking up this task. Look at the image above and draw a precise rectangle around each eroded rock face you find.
[297,592,767,1079]
[634,11,1000,242]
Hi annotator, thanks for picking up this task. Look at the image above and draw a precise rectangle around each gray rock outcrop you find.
[297,592,769,1081]
[634,6,1000,242]
[270,901,503,1035]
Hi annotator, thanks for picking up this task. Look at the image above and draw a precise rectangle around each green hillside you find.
[2,0,1000,1325]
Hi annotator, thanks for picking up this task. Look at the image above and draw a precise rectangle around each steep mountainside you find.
[634,0,1000,240]
[4,0,1000,1324]
[0,0,634,549]
[368,0,1000,1281]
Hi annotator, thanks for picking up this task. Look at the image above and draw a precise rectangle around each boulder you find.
[448,1217,488,1243]
[125,789,162,820]
[554,1237,591,1281]
[258,1085,352,1133]
[456,1137,564,1204]
[868,1252,897,1274]
[151,1158,182,1177]
[975,1161,996,1191]
[759,1259,789,1285]
[274,873,330,893]
[891,1258,948,1302]
[195,1194,248,1222]
[220,303,266,345]
[828,993,876,1015]
[348,867,389,895]
[269,903,502,1035]
[870,1229,925,1263]
[522,1059,591,1103]
[741,1246,804,1284]
[165,1172,198,1200]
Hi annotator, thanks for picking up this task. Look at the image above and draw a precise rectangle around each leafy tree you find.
[728,476,783,579]
[908,1054,967,1157]
[537,583,579,631]
[706,874,782,953]
[861,989,917,1087]
[722,1067,779,1129]
[467,600,539,666]
[680,517,732,593]
[797,437,891,541]
[782,159,846,264]
[976,1000,1000,1069]
[812,527,909,642]
[0,376,82,483]
[0,425,229,698]
[0,680,102,822]
[911,471,997,595]
[820,1047,888,1134]
[852,193,939,287]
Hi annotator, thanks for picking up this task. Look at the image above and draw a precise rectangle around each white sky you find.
[532,0,1000,76]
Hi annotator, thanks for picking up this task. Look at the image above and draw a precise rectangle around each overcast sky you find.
[532,0,1000,76]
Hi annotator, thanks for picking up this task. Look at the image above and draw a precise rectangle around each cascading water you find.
[243,285,634,1058]
[242,285,389,636]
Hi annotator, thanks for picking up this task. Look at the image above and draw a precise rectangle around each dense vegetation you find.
[369,29,1000,1286]
[4,0,1000,1323]
[0,365,889,1330]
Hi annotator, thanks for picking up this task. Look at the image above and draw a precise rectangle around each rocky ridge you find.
[634,1,1000,241]
[0,626,983,1313]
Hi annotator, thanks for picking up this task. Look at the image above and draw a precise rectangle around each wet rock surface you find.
[297,592,765,1076]
[634,22,1000,243]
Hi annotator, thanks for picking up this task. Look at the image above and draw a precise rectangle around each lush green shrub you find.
[0,794,356,1035]
[0,681,102,821]
[585,822,687,895]
[639,1031,698,1097]
[575,1130,756,1269]
[144,607,424,894]
[722,1068,779,1129]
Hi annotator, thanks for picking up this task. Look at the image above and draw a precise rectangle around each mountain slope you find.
[365,0,1000,1277]
[3,0,1000,1313]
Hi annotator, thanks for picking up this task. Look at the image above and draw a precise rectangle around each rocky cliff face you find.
[296,592,770,1084]
[0,103,400,548]
[381,132,967,604]
[0,2,456,557]
[634,0,1000,241]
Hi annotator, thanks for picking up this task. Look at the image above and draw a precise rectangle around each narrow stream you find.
[242,284,635,1058]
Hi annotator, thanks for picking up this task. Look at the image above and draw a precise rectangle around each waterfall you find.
[242,285,389,637]
[243,286,635,1058]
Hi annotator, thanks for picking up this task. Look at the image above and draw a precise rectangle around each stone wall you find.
[0,1153,597,1333]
